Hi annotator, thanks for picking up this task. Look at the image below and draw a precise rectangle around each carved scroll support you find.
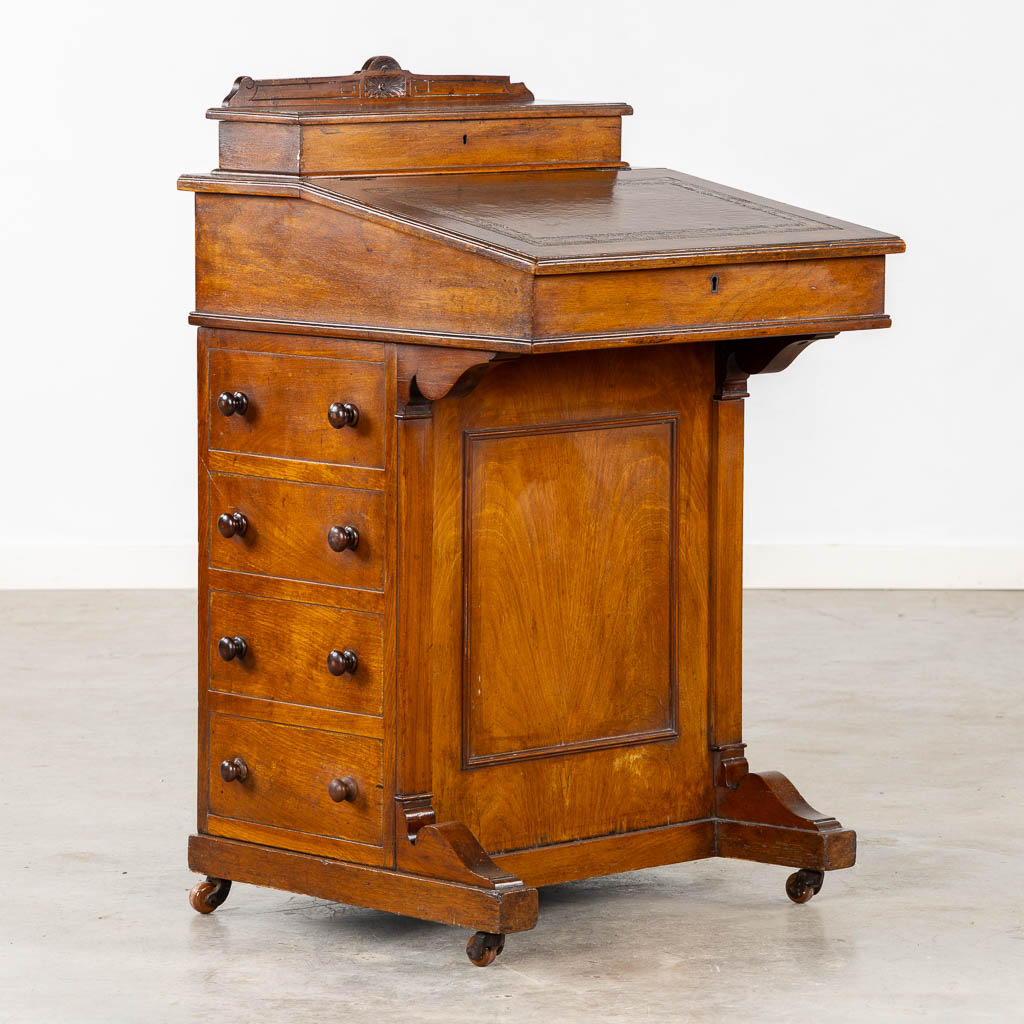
[714,333,835,401]
[712,746,856,871]
[396,347,517,418]
[395,795,528,892]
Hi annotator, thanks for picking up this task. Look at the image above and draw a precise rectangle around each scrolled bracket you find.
[714,333,835,401]
[396,347,518,418]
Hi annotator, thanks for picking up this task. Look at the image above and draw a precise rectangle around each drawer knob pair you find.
[217,512,248,538]
[328,402,360,429]
[327,525,360,552]
[327,648,359,676]
[220,756,249,782]
[328,776,359,802]
[218,635,248,661]
[217,391,248,417]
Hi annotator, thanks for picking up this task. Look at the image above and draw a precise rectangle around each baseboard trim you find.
[0,543,1020,589]
[745,544,1024,589]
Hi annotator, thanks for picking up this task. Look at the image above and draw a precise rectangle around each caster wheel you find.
[189,876,232,914]
[466,931,505,967]
[785,868,825,904]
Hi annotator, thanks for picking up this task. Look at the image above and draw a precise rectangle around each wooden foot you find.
[189,875,232,914]
[466,930,505,967]
[713,745,856,872]
[188,834,538,936]
[399,818,524,890]
[785,868,825,904]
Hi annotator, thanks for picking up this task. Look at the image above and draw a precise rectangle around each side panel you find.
[428,344,713,854]
[194,194,533,341]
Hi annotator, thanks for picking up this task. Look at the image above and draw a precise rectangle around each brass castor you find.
[466,931,505,967]
[189,876,232,914]
[785,868,825,904]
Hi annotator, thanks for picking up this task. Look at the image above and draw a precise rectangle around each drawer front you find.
[208,349,385,468]
[208,472,384,590]
[208,713,383,847]
[209,591,383,716]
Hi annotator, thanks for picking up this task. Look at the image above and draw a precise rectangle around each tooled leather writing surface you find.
[321,167,903,262]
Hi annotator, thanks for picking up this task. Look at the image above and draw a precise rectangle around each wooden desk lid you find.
[305,167,905,272]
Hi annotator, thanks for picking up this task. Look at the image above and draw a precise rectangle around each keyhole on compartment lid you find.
[710,274,720,293]
[462,134,468,144]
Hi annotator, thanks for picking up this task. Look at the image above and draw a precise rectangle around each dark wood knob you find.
[328,402,360,429]
[217,391,248,417]
[218,635,248,661]
[217,512,248,538]
[220,757,248,782]
[327,525,359,552]
[328,776,358,802]
[327,649,358,676]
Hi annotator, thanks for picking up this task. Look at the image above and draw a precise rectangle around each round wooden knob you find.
[217,512,248,538]
[327,525,359,552]
[218,635,248,662]
[328,776,358,802]
[220,757,248,782]
[328,402,360,429]
[217,391,248,417]
[327,649,358,676]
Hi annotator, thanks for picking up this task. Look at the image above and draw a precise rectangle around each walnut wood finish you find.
[429,345,712,853]
[208,712,383,851]
[208,591,383,717]
[212,58,628,178]
[207,472,384,591]
[184,59,903,963]
[207,348,384,468]
[189,834,538,934]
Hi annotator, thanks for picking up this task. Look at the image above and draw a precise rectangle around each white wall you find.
[2,0,1020,588]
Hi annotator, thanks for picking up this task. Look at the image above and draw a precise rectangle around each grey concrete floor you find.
[0,590,1021,1022]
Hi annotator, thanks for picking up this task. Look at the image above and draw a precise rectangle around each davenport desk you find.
[180,57,904,966]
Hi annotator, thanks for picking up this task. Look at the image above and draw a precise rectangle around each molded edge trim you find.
[188,311,892,354]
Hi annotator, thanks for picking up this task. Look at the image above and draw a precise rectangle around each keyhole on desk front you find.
[710,274,720,293]
[463,134,468,144]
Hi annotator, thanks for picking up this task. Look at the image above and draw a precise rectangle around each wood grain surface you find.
[428,343,713,853]
[208,590,384,717]
[207,347,385,468]
[206,471,385,591]
[464,417,676,765]
[208,712,384,848]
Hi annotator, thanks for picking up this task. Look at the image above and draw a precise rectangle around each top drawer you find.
[208,349,385,468]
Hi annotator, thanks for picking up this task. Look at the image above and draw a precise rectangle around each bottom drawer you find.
[207,713,383,851]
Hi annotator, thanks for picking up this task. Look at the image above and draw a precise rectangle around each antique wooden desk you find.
[180,57,904,966]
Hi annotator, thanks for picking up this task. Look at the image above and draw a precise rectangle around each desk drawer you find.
[207,472,384,591]
[208,591,383,716]
[208,349,385,468]
[208,713,383,848]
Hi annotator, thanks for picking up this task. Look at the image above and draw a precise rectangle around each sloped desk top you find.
[314,168,904,271]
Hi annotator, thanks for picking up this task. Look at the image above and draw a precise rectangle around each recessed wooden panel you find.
[208,712,383,849]
[207,348,385,468]
[429,344,715,853]
[207,472,384,591]
[208,591,384,717]
[463,418,676,765]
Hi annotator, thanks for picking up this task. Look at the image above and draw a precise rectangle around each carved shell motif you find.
[363,75,406,98]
